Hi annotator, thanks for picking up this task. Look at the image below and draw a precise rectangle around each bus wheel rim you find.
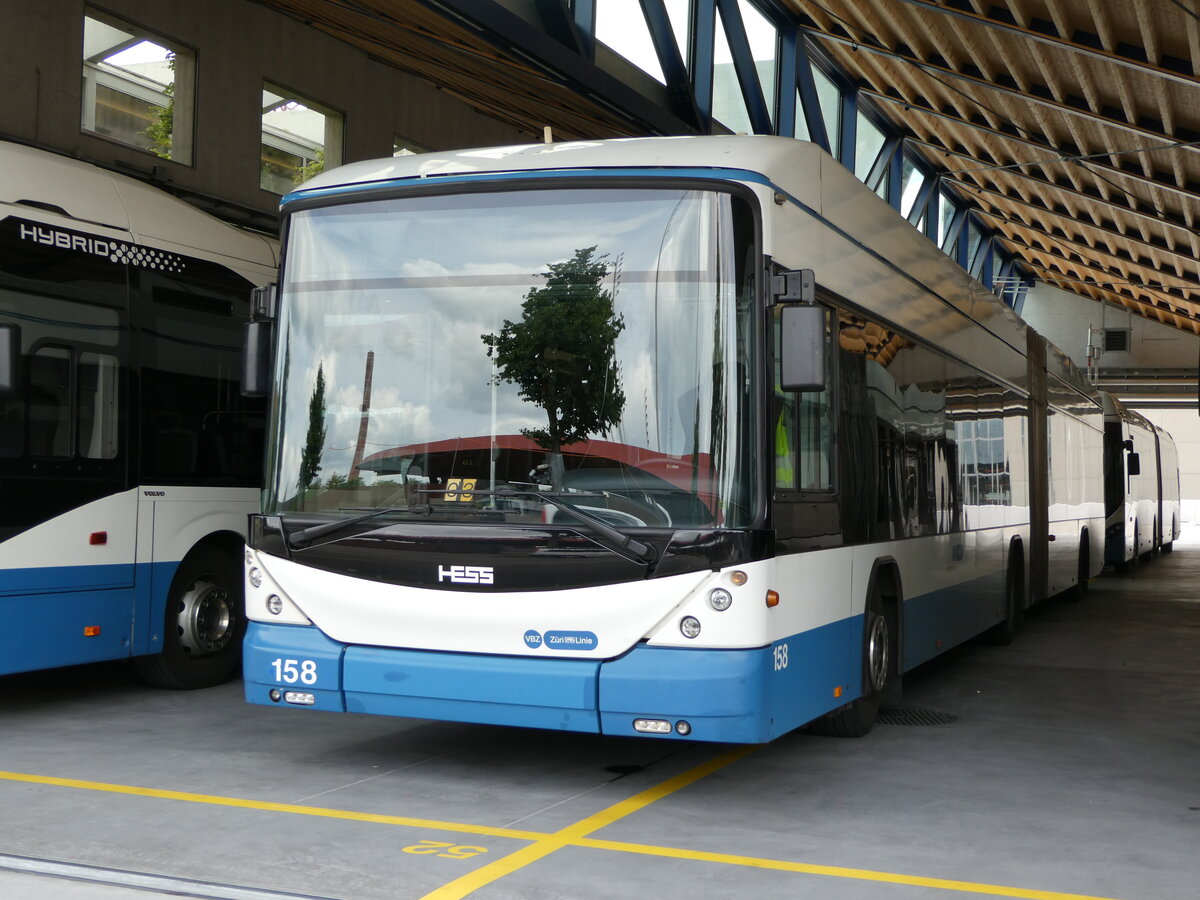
[867,613,889,693]
[178,578,234,656]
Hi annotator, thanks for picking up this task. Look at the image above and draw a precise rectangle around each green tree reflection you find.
[299,363,326,492]
[482,246,626,489]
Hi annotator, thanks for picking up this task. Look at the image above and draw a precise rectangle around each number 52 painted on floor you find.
[402,840,488,860]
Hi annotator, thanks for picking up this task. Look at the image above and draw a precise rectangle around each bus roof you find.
[0,140,277,270]
[293,134,819,198]
[291,134,1097,406]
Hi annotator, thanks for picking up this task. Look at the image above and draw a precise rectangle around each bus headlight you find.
[709,588,733,611]
[266,595,284,615]
[680,616,701,638]
[248,567,263,588]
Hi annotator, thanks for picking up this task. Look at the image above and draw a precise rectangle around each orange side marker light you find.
[765,590,780,608]
[84,626,101,637]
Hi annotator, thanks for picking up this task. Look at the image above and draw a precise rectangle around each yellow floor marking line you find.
[576,837,1123,900]
[0,765,1124,900]
[419,746,757,900]
[0,770,542,842]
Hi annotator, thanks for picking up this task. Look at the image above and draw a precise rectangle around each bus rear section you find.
[0,140,275,686]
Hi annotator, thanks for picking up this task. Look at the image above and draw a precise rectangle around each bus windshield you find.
[265,186,758,530]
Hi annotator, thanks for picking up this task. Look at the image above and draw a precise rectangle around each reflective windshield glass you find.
[266,186,757,529]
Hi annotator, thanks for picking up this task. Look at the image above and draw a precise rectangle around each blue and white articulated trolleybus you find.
[0,140,276,688]
[242,136,1103,742]
[1102,393,1180,566]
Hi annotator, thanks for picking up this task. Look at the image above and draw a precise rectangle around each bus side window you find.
[774,306,832,492]
[28,346,72,458]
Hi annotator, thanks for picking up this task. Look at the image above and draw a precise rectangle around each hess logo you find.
[437,565,494,585]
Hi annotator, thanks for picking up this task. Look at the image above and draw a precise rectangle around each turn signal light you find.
[84,626,101,637]
[766,590,780,608]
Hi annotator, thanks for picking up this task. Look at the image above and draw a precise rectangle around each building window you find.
[712,1,778,134]
[812,65,842,160]
[261,83,343,194]
[854,111,886,186]
[81,9,194,164]
[900,156,927,219]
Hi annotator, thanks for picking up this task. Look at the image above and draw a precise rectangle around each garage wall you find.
[0,0,529,223]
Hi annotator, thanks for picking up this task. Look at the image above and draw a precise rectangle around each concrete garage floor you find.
[1,533,1197,900]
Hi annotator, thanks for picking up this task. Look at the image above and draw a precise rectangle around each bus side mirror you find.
[0,323,18,393]
[242,284,277,398]
[1127,452,1141,477]
[241,320,274,398]
[780,304,826,392]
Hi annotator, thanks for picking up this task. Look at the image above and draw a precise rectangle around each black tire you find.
[810,588,894,737]
[1066,539,1089,602]
[133,546,245,690]
[987,554,1023,644]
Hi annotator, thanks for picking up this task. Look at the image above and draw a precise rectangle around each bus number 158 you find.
[271,658,318,685]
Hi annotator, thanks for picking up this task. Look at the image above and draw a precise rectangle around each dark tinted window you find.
[137,265,264,485]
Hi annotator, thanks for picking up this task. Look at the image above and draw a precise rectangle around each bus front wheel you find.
[133,546,246,690]
[809,589,892,738]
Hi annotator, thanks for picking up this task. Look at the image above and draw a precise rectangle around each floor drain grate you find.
[878,708,959,726]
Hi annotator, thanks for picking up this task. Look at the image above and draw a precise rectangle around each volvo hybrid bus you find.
[0,140,276,688]
[1102,393,1180,565]
[241,136,1103,742]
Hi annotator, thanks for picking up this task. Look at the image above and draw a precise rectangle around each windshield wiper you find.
[471,488,657,565]
[287,507,421,548]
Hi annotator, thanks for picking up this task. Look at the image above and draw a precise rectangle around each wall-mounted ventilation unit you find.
[1103,328,1130,352]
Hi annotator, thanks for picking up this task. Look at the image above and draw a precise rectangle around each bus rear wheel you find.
[987,553,1023,644]
[133,546,245,690]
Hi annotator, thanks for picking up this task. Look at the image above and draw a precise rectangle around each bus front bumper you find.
[242,621,848,743]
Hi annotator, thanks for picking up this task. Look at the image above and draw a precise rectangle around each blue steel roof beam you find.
[570,0,596,58]
[837,82,857,169]
[535,0,589,56]
[774,25,799,137]
[972,234,994,285]
[795,40,831,152]
[418,0,701,137]
[691,1,717,124]
[894,0,1199,89]
[641,0,705,132]
[716,0,774,134]
[942,205,969,259]
[885,146,904,208]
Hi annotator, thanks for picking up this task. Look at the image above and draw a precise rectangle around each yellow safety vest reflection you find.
[775,414,794,486]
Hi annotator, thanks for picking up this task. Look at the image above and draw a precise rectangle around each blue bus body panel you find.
[901,570,1005,670]
[243,615,862,743]
[243,622,347,712]
[344,647,601,732]
[0,561,179,675]
[0,562,135,595]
